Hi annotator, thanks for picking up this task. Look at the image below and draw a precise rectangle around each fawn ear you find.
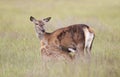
[30,16,36,22]
[43,17,51,22]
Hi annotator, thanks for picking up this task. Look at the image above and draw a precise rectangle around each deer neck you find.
[38,32,51,40]
[40,32,51,48]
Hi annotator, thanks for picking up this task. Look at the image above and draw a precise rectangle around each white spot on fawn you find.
[68,48,76,53]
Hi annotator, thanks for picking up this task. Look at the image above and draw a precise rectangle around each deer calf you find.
[30,16,95,61]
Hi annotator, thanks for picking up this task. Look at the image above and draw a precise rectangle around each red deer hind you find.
[30,16,95,61]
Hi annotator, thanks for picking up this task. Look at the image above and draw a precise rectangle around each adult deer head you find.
[30,16,51,39]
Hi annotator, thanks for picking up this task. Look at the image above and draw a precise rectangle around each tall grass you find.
[0,0,120,77]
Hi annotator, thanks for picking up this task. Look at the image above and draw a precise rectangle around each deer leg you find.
[75,44,85,60]
[86,46,91,57]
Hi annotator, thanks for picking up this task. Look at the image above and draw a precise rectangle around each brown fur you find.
[40,24,94,60]
[30,16,95,61]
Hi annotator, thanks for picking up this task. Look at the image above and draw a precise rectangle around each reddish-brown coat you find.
[30,16,95,61]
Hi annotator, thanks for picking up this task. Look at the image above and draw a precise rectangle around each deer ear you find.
[30,16,36,22]
[43,17,51,22]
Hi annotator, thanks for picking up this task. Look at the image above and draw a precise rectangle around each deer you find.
[30,16,95,61]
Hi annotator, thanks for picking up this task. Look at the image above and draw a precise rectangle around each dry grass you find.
[0,0,120,77]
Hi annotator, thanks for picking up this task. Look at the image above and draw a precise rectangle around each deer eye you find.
[35,23,39,25]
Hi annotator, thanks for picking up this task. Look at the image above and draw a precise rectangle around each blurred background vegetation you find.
[0,0,120,77]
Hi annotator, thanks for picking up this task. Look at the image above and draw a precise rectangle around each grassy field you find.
[0,0,120,77]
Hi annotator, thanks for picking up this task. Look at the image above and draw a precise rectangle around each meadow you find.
[0,0,120,77]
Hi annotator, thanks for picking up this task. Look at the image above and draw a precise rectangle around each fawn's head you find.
[30,16,51,39]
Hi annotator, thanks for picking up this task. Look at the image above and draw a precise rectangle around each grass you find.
[0,0,120,77]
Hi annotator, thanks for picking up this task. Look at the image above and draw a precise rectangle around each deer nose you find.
[42,30,45,32]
